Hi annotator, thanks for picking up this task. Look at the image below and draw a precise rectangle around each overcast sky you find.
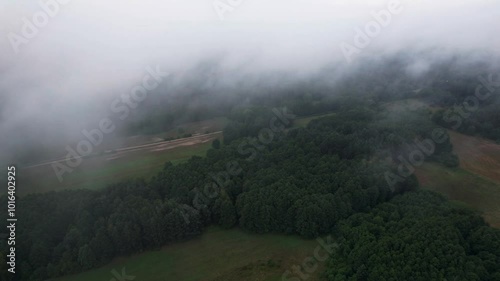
[0,0,499,163]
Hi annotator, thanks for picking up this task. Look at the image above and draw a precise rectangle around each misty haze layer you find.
[0,0,499,165]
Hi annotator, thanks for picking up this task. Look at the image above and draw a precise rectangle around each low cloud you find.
[0,0,499,164]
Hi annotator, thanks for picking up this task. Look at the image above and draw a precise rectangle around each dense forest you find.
[1,56,500,281]
[325,191,500,281]
[0,100,479,280]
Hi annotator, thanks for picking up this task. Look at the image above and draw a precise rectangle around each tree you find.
[212,139,221,149]
[77,244,97,270]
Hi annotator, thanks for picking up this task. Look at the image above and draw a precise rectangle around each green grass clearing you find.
[20,138,217,195]
[416,162,500,228]
[53,226,327,281]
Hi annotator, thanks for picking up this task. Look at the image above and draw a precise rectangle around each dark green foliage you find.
[212,139,221,149]
[222,106,285,144]
[325,191,500,281]
[433,103,500,143]
[0,184,203,281]
[0,84,497,281]
[0,103,425,280]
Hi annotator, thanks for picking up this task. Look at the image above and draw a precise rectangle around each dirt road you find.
[23,131,222,169]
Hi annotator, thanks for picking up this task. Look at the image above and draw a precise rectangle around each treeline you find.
[0,185,203,280]
[325,190,500,281]
[432,103,500,143]
[0,98,461,280]
[413,64,500,143]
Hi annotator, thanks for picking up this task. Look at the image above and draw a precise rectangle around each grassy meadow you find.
[53,227,326,281]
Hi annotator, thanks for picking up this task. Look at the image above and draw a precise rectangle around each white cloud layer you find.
[0,0,499,163]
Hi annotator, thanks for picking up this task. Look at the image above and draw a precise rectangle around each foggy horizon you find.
[1,0,500,164]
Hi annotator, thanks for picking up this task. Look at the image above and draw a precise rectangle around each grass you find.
[66,141,213,190]
[21,113,333,195]
[417,130,500,228]
[22,115,327,281]
[15,116,229,195]
[415,162,500,228]
[19,137,217,195]
[448,130,500,183]
[52,226,327,281]
[382,98,500,228]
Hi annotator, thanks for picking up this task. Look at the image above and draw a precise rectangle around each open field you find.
[19,132,221,195]
[448,130,500,184]
[383,99,500,227]
[415,162,500,228]
[421,130,500,228]
[53,227,327,281]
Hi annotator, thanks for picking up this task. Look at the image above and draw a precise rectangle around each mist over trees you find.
[1,1,500,280]
[3,65,500,280]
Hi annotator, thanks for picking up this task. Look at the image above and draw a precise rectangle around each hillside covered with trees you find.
[1,56,500,281]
